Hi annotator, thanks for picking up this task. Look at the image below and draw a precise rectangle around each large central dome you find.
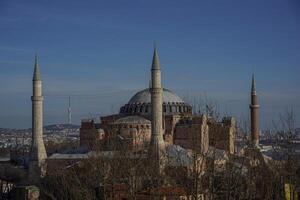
[119,88,192,116]
[128,88,184,104]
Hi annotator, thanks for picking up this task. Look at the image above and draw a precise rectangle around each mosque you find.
[0,47,264,199]
[79,48,236,155]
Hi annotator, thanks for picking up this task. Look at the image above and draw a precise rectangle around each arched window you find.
[140,105,143,113]
[145,105,149,113]
[134,106,138,113]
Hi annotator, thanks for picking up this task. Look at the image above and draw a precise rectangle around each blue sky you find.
[0,0,299,129]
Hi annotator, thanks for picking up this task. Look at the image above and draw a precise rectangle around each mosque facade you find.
[79,81,236,155]
[0,47,267,200]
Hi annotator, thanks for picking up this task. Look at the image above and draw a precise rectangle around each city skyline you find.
[0,0,299,129]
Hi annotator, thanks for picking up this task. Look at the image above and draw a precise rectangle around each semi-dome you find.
[119,88,192,116]
[114,115,150,124]
[128,88,184,104]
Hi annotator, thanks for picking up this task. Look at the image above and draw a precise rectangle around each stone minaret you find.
[28,55,47,182]
[148,47,165,174]
[249,74,259,147]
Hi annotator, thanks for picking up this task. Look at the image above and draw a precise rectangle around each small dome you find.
[114,115,150,124]
[128,88,184,104]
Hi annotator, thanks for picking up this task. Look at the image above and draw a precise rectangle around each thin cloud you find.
[0,46,33,53]
[0,60,30,64]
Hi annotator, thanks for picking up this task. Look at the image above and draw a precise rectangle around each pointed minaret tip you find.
[33,54,41,81]
[151,46,160,70]
[251,74,256,94]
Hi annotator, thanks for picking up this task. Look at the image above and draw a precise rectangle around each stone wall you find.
[80,114,235,154]
[111,123,151,150]
[164,114,182,144]
[208,117,236,154]
[79,120,104,149]
[173,115,209,154]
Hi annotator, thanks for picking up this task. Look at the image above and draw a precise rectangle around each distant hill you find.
[0,124,80,135]
[44,124,80,131]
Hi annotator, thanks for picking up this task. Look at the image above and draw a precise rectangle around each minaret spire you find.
[33,54,41,81]
[249,74,259,147]
[29,54,47,183]
[151,46,160,70]
[148,46,165,175]
[251,74,256,95]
